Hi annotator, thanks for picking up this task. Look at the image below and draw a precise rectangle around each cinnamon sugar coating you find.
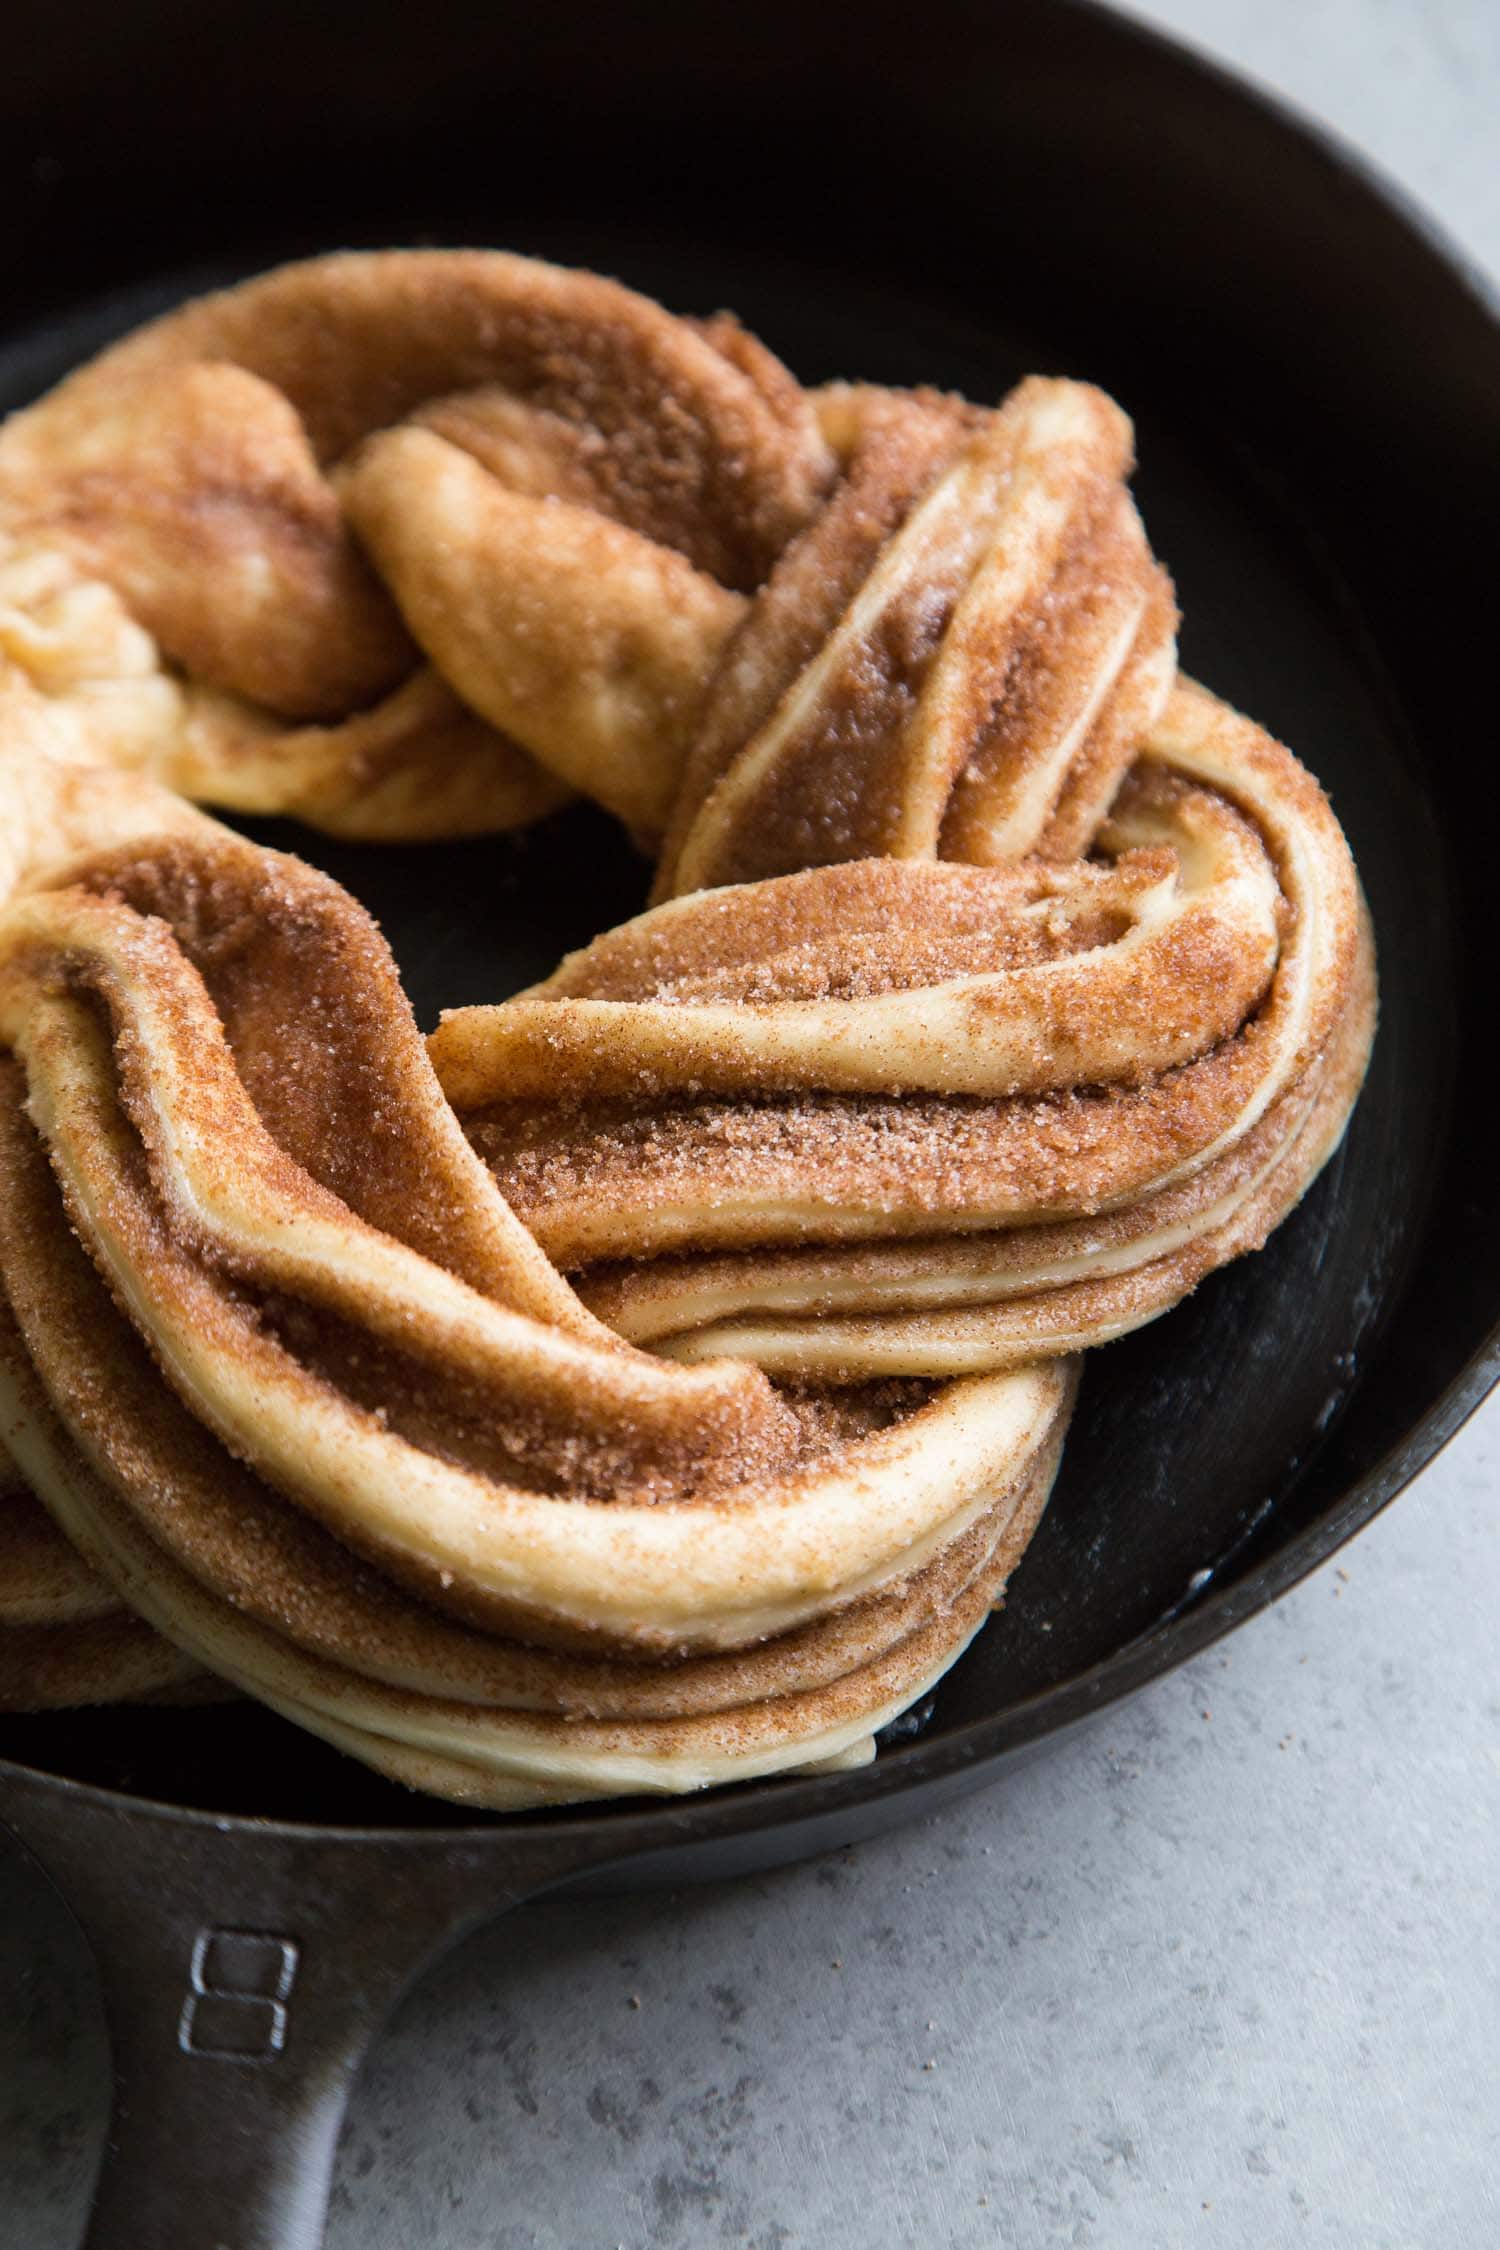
[655,378,1177,895]
[1,1384,205,1706]
[0,253,1374,1803]
[440,683,1373,1386]
[0,251,831,838]
[0,684,1072,1794]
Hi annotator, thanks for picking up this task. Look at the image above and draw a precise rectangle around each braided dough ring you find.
[0,253,1374,1806]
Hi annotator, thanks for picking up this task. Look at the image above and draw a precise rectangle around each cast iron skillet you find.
[2,3,1497,2243]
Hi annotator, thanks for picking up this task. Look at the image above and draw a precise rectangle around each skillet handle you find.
[0,1767,602,2250]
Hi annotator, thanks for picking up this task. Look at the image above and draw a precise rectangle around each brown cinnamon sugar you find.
[0,256,1373,1804]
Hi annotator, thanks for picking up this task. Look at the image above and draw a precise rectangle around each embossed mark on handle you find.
[179,1928,302,2060]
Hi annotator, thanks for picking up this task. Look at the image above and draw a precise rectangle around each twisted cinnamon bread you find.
[0,253,1373,1804]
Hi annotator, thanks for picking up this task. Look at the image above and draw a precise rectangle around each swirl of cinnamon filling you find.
[653,374,1177,893]
[0,685,1073,1798]
[434,680,1375,1379]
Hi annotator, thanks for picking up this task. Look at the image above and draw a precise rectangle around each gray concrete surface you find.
[3,4,1498,2245]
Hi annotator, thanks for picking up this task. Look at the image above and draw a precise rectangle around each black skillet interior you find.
[1,0,1496,1839]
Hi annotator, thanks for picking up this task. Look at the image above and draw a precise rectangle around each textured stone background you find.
[3,3,1498,2244]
